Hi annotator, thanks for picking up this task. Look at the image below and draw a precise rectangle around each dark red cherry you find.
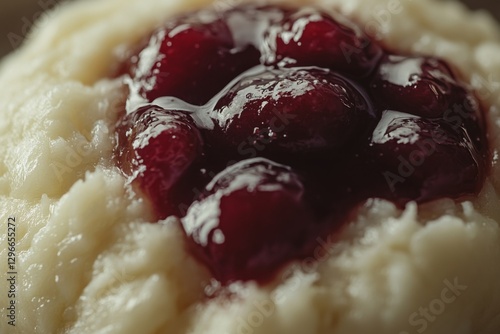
[182,158,312,283]
[130,10,260,105]
[263,8,383,76]
[115,106,203,217]
[370,55,487,151]
[366,110,482,202]
[370,55,470,118]
[210,67,375,156]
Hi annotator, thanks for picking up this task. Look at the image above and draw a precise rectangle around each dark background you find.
[0,0,499,59]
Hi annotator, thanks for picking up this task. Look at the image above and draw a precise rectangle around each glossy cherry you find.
[115,106,203,218]
[370,55,467,116]
[263,7,382,76]
[210,67,375,156]
[366,111,483,203]
[129,10,260,105]
[182,158,312,283]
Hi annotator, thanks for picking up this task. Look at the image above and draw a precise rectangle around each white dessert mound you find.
[0,0,500,333]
